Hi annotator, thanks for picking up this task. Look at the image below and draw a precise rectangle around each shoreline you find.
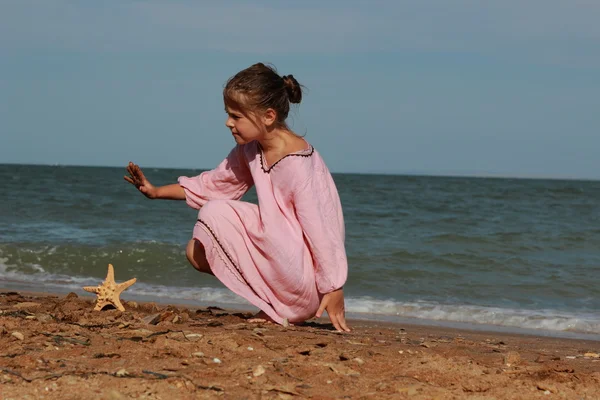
[1,289,600,399]
[4,283,599,342]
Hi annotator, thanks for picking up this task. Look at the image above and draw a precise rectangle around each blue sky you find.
[1,1,599,179]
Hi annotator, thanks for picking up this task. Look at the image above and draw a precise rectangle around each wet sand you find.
[1,290,599,399]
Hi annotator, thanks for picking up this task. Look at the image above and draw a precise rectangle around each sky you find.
[1,0,599,179]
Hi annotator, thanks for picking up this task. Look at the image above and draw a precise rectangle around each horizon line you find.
[1,162,598,183]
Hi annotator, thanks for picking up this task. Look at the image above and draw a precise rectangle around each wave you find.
[345,297,600,335]
[1,258,598,336]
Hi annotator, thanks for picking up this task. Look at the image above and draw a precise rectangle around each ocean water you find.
[1,164,599,338]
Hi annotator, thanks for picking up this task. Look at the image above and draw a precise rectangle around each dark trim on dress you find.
[258,143,315,174]
[196,218,265,302]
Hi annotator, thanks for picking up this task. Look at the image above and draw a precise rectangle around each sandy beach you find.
[1,290,599,399]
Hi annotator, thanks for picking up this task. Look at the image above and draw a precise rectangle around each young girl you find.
[124,63,350,332]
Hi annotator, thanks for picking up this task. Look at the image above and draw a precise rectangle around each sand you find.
[1,290,599,399]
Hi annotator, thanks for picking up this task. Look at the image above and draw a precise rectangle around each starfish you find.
[83,264,136,312]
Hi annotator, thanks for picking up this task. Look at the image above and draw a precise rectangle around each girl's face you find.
[224,105,263,145]
[224,95,278,145]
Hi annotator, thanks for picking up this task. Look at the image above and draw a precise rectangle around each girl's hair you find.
[223,63,303,128]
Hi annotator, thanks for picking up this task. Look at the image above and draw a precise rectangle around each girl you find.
[124,63,350,332]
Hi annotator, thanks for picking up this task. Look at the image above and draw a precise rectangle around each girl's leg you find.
[186,239,214,276]
[186,239,275,324]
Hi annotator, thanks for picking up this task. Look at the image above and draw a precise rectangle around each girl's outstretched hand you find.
[315,288,351,332]
[124,162,158,199]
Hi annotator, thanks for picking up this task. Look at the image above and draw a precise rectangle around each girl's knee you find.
[185,239,196,264]
[186,239,212,275]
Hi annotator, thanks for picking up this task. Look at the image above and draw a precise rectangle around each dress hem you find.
[194,219,285,325]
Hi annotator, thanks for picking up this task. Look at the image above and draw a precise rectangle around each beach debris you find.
[184,332,203,342]
[247,346,254,351]
[166,331,186,341]
[535,355,546,363]
[504,351,521,366]
[13,302,41,310]
[115,368,129,377]
[41,332,90,346]
[353,357,365,365]
[264,384,301,396]
[536,382,557,393]
[213,358,222,364]
[192,352,204,358]
[346,340,368,346]
[93,352,120,359]
[11,331,24,341]
[83,264,136,312]
[253,365,266,377]
[142,313,161,325]
[397,386,420,396]
[325,363,360,377]
[584,352,599,358]
[142,370,169,379]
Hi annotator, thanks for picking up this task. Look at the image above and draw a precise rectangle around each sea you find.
[1,164,599,339]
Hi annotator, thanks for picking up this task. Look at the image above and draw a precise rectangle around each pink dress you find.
[178,141,348,324]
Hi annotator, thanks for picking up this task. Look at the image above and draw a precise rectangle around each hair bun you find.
[282,74,303,104]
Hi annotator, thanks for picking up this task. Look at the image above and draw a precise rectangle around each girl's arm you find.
[292,167,350,332]
[124,162,186,200]
[151,183,186,200]
[177,145,253,209]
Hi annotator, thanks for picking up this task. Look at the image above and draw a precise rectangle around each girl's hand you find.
[124,162,158,199]
[315,288,351,332]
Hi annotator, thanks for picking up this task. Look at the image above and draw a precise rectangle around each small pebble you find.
[184,333,203,341]
[192,352,204,358]
[213,358,221,364]
[11,332,24,341]
[252,365,266,377]
[247,346,254,351]
[353,357,365,365]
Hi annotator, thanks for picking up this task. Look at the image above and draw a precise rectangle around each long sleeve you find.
[178,145,253,209]
[293,167,348,294]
